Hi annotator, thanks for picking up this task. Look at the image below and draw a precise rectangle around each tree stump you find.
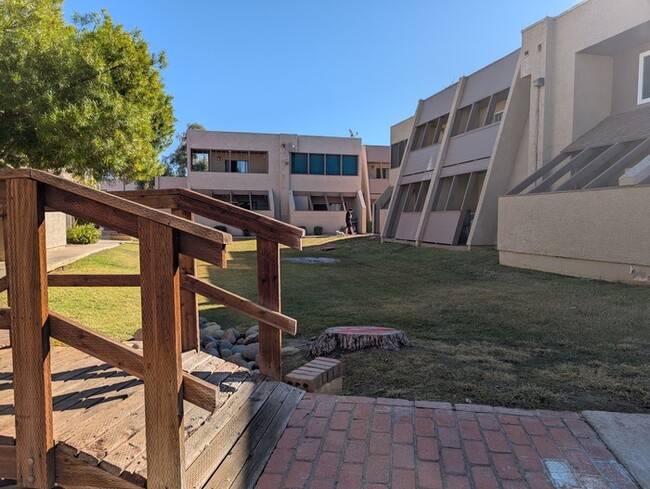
[310,326,411,356]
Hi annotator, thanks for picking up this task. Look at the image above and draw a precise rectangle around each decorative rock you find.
[202,324,222,337]
[229,353,251,369]
[237,338,245,345]
[204,341,218,351]
[242,343,259,361]
[245,325,259,337]
[231,345,245,355]
[212,329,224,340]
[132,329,143,341]
[201,336,215,348]
[219,340,233,352]
[221,328,239,344]
[244,333,259,345]
[128,341,142,350]
[204,321,219,329]
[247,361,256,370]
[199,316,207,326]
[281,346,301,357]
[220,349,233,359]
[206,347,220,358]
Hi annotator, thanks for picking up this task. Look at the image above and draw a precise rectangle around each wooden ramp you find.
[0,346,304,488]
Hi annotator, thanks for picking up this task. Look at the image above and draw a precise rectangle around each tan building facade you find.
[383,52,518,246]
[154,130,390,235]
[496,0,650,285]
[384,0,650,284]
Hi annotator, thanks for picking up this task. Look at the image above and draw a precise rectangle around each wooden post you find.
[172,208,199,352]
[139,218,186,488]
[5,178,55,488]
[257,237,282,380]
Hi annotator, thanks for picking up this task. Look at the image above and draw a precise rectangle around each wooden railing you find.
[0,169,304,488]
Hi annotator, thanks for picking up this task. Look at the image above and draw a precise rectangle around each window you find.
[487,88,509,124]
[434,115,448,144]
[411,124,426,151]
[291,153,308,174]
[309,154,325,174]
[639,50,650,105]
[227,160,248,173]
[191,150,209,172]
[391,139,407,168]
[342,155,358,175]
[467,97,490,131]
[451,106,471,136]
[292,152,357,175]
[326,154,341,175]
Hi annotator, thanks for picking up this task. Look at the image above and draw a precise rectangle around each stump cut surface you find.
[310,326,410,356]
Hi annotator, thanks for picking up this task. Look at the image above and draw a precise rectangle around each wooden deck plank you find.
[64,351,215,466]
[97,357,239,481]
[0,346,296,488]
[185,380,279,489]
[201,383,296,489]
[120,364,254,484]
[227,387,304,489]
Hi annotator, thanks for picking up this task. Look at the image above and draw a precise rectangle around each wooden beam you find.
[178,191,304,250]
[138,218,186,488]
[5,178,55,488]
[0,307,9,330]
[173,209,199,352]
[0,444,16,479]
[182,275,297,335]
[55,447,143,489]
[108,189,180,209]
[44,185,228,268]
[47,274,141,287]
[257,237,282,380]
[114,189,304,250]
[49,312,219,412]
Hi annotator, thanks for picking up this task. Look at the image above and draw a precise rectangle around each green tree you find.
[163,122,205,176]
[0,0,175,182]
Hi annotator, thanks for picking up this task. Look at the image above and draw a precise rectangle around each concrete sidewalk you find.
[255,394,642,489]
[0,239,125,278]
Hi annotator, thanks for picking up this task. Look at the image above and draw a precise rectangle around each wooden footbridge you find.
[0,169,305,488]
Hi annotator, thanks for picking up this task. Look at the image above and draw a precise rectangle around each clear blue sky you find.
[63,0,579,148]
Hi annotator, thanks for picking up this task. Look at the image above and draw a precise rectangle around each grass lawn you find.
[37,237,650,413]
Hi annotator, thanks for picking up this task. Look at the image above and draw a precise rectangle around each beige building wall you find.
[498,185,650,284]
[518,0,650,165]
[472,0,650,247]
[185,130,374,235]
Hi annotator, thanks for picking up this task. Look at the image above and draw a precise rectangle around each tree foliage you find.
[0,0,175,181]
[163,122,204,176]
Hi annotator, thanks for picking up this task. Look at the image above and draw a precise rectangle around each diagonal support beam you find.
[584,138,650,189]
[49,312,220,412]
[182,275,297,335]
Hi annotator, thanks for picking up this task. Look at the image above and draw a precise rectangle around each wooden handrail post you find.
[172,208,199,352]
[138,218,186,488]
[257,237,282,380]
[5,178,55,488]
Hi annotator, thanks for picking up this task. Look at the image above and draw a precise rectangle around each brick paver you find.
[254,394,639,489]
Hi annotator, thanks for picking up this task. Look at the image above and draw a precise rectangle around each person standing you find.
[345,207,354,235]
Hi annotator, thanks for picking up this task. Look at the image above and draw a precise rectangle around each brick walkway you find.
[255,394,639,489]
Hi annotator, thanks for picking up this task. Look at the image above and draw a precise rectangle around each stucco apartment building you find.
[384,0,650,285]
[155,130,390,235]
